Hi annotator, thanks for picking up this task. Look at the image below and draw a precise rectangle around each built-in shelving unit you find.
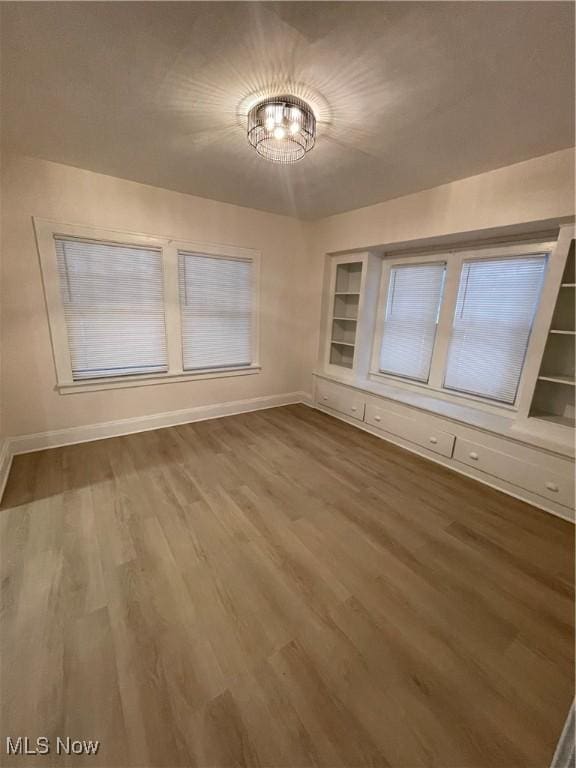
[328,262,363,370]
[538,375,575,386]
[530,237,575,429]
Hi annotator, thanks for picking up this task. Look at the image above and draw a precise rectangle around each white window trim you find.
[34,218,261,393]
[369,240,556,414]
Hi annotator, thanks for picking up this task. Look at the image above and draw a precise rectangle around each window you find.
[35,219,260,391]
[444,255,547,403]
[55,238,168,380]
[378,262,446,382]
[178,252,253,371]
[371,242,551,409]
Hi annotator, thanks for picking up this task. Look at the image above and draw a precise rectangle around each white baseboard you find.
[0,391,312,502]
[10,391,312,455]
[551,701,575,768]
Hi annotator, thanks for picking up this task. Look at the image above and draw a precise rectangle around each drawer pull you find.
[374,415,381,422]
[429,437,438,444]
[322,396,328,401]
[545,481,559,493]
[351,406,357,412]
[469,452,479,460]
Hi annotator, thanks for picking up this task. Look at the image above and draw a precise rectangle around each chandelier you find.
[247,95,316,164]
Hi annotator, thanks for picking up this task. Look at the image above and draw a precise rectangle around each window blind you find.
[444,255,547,404]
[178,252,252,371]
[55,238,168,380]
[379,262,446,382]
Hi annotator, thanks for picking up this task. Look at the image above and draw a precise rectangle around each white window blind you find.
[178,252,253,371]
[379,263,446,382]
[55,238,168,380]
[444,255,547,404]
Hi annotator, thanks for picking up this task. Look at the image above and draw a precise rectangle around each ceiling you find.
[2,2,574,220]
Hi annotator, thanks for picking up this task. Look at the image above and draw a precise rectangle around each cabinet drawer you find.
[338,390,365,421]
[365,403,455,458]
[453,438,574,509]
[316,381,365,421]
[316,380,340,412]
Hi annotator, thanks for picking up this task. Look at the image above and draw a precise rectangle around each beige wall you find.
[1,149,574,438]
[303,148,575,389]
[311,148,574,254]
[1,155,310,436]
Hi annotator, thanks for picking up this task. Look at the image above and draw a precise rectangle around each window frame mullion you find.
[163,243,184,376]
[427,252,462,388]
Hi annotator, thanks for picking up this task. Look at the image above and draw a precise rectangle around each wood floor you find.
[1,404,573,768]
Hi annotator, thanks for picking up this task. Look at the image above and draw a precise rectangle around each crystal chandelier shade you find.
[247,95,316,164]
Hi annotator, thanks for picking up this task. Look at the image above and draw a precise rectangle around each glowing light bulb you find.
[289,122,300,134]
[273,126,285,140]
[265,117,275,131]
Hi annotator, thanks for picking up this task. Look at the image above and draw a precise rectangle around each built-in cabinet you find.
[529,235,575,428]
[317,225,575,521]
[326,257,364,372]
[314,375,574,520]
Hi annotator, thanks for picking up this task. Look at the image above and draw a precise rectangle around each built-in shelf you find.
[333,294,359,321]
[531,378,575,429]
[328,261,363,371]
[531,411,576,429]
[538,375,576,386]
[529,234,575,431]
[332,317,358,344]
[329,343,354,369]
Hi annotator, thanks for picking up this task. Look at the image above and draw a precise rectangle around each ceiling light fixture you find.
[247,95,316,164]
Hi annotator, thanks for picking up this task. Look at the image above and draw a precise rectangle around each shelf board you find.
[334,292,360,296]
[561,283,576,288]
[549,329,576,335]
[332,316,358,322]
[538,375,576,386]
[530,411,575,429]
[330,340,355,347]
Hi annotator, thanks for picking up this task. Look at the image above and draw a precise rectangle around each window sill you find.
[368,369,517,416]
[57,365,262,394]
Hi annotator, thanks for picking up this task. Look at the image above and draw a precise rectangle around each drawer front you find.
[365,403,455,458]
[316,380,340,412]
[338,390,365,421]
[316,381,365,422]
[454,438,574,508]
